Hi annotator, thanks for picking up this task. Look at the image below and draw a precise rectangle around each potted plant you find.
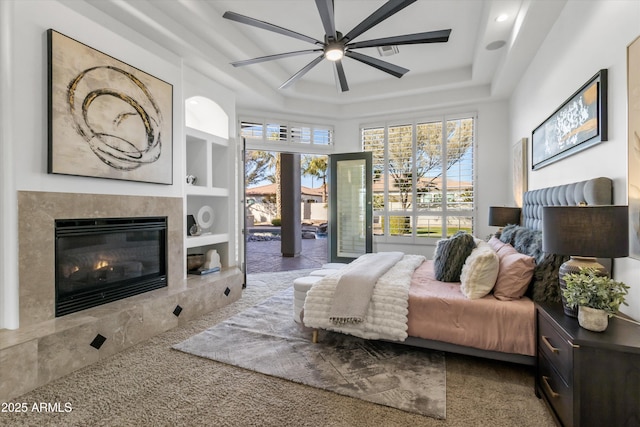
[562,267,630,332]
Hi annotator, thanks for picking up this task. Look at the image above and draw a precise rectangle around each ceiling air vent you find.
[377,45,399,57]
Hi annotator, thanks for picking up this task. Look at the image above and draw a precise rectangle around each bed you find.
[303,177,613,366]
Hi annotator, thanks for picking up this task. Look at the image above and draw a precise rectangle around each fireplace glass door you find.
[55,217,167,316]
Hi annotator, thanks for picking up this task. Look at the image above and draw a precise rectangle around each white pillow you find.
[460,241,499,299]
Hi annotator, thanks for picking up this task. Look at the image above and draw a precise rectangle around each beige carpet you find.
[2,269,555,427]
[173,287,446,419]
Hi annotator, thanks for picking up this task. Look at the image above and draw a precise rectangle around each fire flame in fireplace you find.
[95,260,110,270]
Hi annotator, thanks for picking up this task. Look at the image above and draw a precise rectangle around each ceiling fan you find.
[223,0,451,92]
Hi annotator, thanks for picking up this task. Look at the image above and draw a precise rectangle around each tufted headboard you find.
[521,177,613,230]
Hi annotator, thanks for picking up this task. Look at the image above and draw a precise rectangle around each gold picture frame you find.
[627,35,640,259]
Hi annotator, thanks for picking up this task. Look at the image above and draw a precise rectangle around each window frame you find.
[240,117,335,155]
[362,112,477,244]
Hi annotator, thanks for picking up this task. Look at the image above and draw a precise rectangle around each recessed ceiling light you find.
[486,40,506,51]
[496,14,508,22]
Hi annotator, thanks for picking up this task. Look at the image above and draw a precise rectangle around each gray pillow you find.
[499,224,566,303]
[433,231,476,282]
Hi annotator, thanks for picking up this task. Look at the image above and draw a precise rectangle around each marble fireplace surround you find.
[0,191,243,401]
[18,191,185,326]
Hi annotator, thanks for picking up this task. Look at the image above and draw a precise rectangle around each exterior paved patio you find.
[245,236,328,274]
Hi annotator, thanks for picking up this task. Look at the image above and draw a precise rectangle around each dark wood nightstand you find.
[535,302,640,427]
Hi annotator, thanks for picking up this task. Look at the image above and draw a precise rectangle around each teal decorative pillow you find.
[433,231,476,282]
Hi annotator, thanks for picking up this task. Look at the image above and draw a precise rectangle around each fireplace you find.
[55,216,168,316]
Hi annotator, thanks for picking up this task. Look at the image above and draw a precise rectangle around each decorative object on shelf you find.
[189,223,202,236]
[488,206,521,234]
[627,36,640,260]
[204,249,221,270]
[561,266,630,332]
[47,30,173,184]
[197,205,215,232]
[186,253,205,271]
[542,205,629,317]
[532,69,607,170]
[188,249,220,275]
[186,175,197,185]
[186,215,199,236]
[189,266,220,275]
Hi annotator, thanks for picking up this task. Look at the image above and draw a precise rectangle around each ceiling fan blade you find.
[315,0,336,39]
[342,0,417,43]
[279,54,325,89]
[347,29,452,49]
[334,60,349,92]
[345,51,408,78]
[223,11,323,46]
[231,49,323,67]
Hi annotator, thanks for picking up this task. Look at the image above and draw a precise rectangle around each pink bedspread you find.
[407,260,535,356]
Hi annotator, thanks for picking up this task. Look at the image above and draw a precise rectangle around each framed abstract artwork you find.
[628,36,640,260]
[47,29,173,184]
[531,69,607,170]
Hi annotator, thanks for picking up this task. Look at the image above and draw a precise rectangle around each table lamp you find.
[488,206,522,232]
[542,205,629,317]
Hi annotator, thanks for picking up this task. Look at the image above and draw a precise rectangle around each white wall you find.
[510,0,640,319]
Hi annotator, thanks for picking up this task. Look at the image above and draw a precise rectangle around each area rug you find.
[173,286,446,420]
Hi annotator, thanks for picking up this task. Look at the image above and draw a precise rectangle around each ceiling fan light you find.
[325,44,344,61]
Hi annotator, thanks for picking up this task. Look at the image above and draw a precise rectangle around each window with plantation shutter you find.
[312,127,333,145]
[362,127,385,235]
[240,121,263,139]
[240,119,333,148]
[266,123,287,142]
[362,114,475,239]
[290,125,311,144]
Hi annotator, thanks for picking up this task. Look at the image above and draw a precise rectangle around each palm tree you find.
[301,155,328,202]
[245,150,276,187]
[245,150,281,218]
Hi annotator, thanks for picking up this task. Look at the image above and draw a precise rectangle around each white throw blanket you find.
[329,251,404,325]
[303,253,426,341]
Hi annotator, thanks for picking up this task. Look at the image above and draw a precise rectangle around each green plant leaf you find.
[561,267,629,315]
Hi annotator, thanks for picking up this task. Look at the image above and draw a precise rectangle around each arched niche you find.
[185,96,229,139]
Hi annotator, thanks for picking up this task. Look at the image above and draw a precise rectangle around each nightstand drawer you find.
[538,352,573,427]
[538,311,573,383]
